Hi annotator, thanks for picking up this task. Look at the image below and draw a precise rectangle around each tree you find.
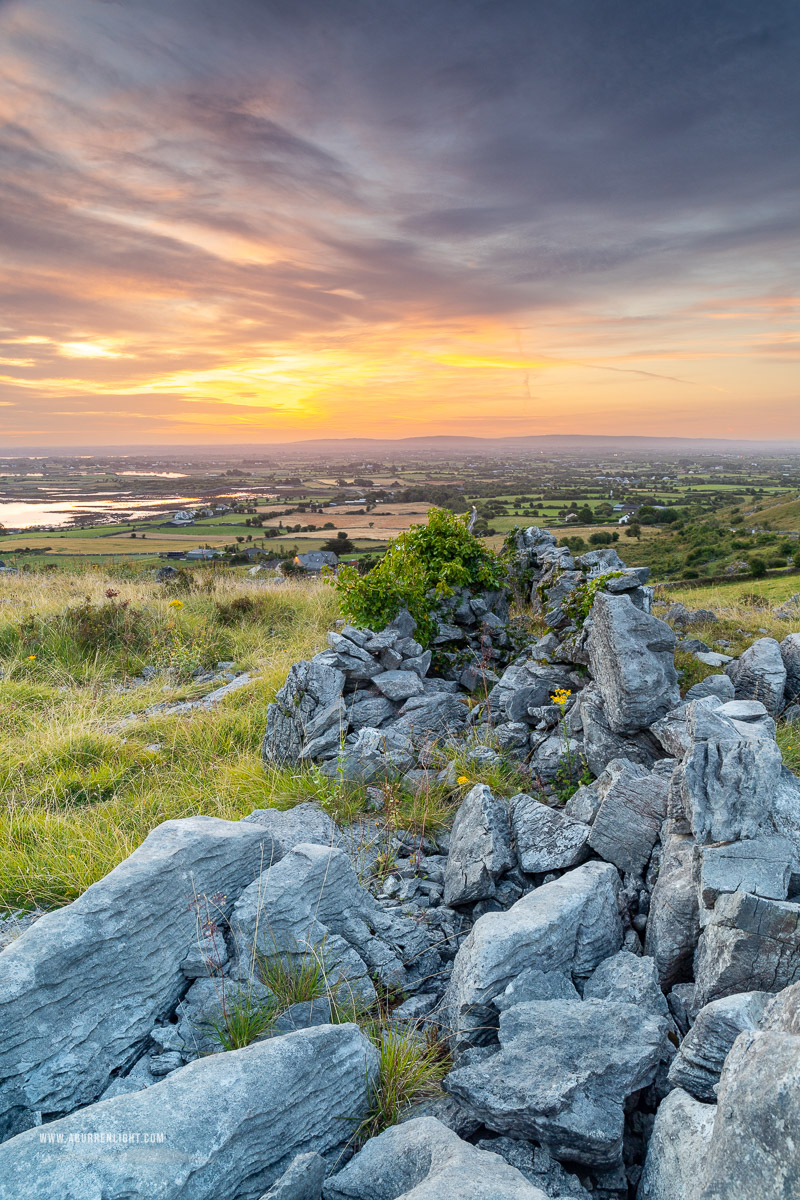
[324,537,354,554]
[625,522,642,540]
[748,556,767,579]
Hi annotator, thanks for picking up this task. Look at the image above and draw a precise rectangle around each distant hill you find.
[6,434,800,459]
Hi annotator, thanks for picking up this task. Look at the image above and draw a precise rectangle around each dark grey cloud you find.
[1,0,799,355]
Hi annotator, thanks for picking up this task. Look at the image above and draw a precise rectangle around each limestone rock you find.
[698,1025,800,1200]
[0,816,275,1139]
[587,592,680,735]
[676,736,782,844]
[443,862,623,1048]
[443,785,515,907]
[725,637,787,716]
[509,793,590,873]
[474,1137,591,1198]
[373,670,425,701]
[584,951,668,1016]
[262,660,345,765]
[323,1116,550,1199]
[699,836,795,906]
[587,763,670,875]
[578,684,663,777]
[0,1024,377,1200]
[637,1087,715,1200]
[241,802,340,852]
[781,632,800,704]
[645,831,701,991]
[262,1152,326,1199]
[232,843,439,1002]
[685,674,735,703]
[668,991,770,1100]
[694,891,800,1006]
[445,998,667,1168]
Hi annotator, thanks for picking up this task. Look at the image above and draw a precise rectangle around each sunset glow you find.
[1,0,799,446]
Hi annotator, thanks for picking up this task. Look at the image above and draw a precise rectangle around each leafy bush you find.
[748,556,768,579]
[331,508,506,647]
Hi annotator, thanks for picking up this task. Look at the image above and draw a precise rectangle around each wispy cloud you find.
[0,0,798,442]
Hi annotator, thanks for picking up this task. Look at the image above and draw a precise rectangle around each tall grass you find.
[0,569,342,909]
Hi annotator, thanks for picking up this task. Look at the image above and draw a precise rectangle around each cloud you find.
[0,0,799,441]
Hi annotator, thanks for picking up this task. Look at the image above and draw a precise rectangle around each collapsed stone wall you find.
[2,528,800,1199]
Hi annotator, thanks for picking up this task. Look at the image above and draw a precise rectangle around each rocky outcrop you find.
[0,816,275,1139]
[0,1024,378,1200]
[588,592,680,734]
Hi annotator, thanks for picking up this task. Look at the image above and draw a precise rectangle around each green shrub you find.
[748,557,768,579]
[331,509,505,647]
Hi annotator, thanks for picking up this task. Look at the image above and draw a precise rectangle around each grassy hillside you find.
[1,562,798,914]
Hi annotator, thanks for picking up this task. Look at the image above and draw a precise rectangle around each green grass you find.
[354,1021,450,1144]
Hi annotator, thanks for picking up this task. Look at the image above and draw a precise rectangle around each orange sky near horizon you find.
[1,0,799,447]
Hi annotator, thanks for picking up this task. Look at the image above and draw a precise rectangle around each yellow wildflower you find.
[168,599,184,609]
[457,775,470,786]
[27,654,36,661]
[550,688,572,708]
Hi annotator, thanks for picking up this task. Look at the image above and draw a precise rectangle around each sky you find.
[1,0,799,448]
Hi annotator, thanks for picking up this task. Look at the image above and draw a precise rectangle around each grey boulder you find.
[577,684,663,777]
[262,660,345,765]
[645,831,701,991]
[726,636,787,716]
[694,890,800,1006]
[584,951,669,1016]
[668,991,770,1101]
[685,674,735,702]
[587,592,680,735]
[782,632,800,703]
[587,762,670,875]
[261,1152,326,1200]
[698,1022,800,1200]
[323,1116,550,1199]
[445,997,667,1167]
[0,816,275,1139]
[676,736,782,844]
[443,862,623,1048]
[637,1087,715,1200]
[232,843,439,1002]
[443,785,515,907]
[241,802,340,852]
[0,1024,378,1200]
[509,793,590,873]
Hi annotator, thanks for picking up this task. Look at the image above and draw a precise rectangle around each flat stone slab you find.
[372,670,425,701]
[445,998,667,1168]
[0,1024,377,1200]
[0,817,276,1139]
[700,836,795,906]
